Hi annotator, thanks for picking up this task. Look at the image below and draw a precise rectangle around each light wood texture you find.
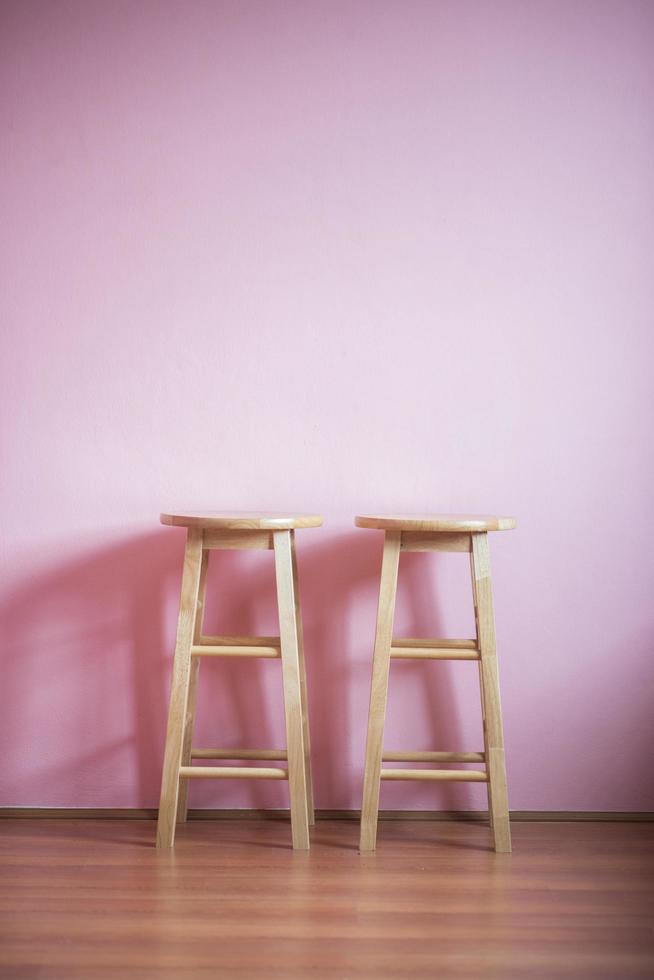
[2,818,652,980]
[178,767,288,780]
[291,530,315,825]
[202,529,273,549]
[391,637,480,660]
[197,634,281,647]
[157,520,316,850]
[161,511,323,530]
[472,531,511,852]
[380,769,489,782]
[401,531,472,552]
[359,530,401,852]
[356,514,516,532]
[176,547,209,823]
[273,530,310,850]
[192,643,281,658]
[358,519,515,853]
[382,751,485,763]
[392,638,478,650]
[390,648,479,660]
[191,749,288,760]
[470,542,493,830]
[156,527,204,848]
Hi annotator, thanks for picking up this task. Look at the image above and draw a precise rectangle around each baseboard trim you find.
[0,807,652,822]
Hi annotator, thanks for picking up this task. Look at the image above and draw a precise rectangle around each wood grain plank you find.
[0,819,651,980]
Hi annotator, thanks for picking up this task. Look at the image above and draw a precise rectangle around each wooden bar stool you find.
[156,511,322,850]
[357,514,516,853]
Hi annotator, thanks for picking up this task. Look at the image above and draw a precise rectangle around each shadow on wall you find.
[0,531,181,807]
[0,528,479,812]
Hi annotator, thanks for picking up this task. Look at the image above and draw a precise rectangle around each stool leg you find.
[360,530,401,852]
[176,548,209,823]
[290,531,315,825]
[470,544,493,831]
[156,527,204,848]
[471,532,511,853]
[274,530,310,850]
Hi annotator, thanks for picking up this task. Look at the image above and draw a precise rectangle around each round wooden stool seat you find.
[161,511,323,530]
[355,514,516,532]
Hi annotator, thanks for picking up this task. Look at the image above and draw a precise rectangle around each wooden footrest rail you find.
[192,636,281,658]
[382,751,485,763]
[191,748,288,760]
[183,748,289,779]
[390,638,480,660]
[179,766,288,779]
[380,769,488,782]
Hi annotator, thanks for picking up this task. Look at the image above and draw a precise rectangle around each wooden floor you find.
[1,818,653,979]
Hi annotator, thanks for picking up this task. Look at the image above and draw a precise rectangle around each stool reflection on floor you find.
[156,511,322,850]
[357,514,516,853]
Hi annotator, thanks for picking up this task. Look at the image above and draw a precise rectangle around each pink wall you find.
[2,0,653,812]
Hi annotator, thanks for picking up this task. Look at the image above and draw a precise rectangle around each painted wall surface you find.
[1,0,653,812]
